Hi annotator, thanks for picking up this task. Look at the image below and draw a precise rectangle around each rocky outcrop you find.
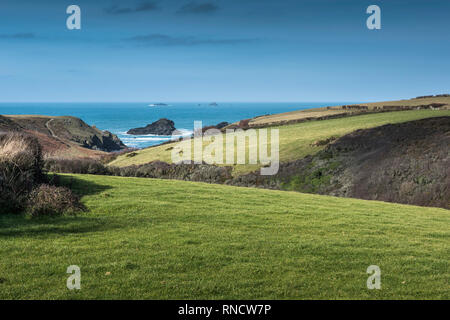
[201,121,229,134]
[127,118,176,135]
[82,130,126,152]
[216,122,229,129]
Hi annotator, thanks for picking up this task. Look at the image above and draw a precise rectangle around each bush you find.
[44,158,110,175]
[27,184,85,217]
[44,156,234,184]
[126,152,138,158]
[0,133,43,214]
[0,133,87,216]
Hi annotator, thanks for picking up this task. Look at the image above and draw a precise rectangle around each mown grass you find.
[110,110,450,176]
[0,174,448,299]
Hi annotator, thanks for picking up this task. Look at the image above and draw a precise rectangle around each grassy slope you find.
[110,110,450,175]
[0,174,448,299]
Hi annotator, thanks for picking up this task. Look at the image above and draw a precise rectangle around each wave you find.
[120,137,172,142]
[115,128,194,148]
[118,129,193,138]
[173,128,193,136]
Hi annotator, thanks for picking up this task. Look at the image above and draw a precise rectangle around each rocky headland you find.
[0,114,126,158]
[127,118,176,135]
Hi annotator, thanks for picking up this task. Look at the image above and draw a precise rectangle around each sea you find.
[0,102,350,149]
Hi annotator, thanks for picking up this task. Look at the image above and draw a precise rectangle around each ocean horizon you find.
[0,102,354,148]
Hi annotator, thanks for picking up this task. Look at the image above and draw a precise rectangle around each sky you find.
[0,0,449,102]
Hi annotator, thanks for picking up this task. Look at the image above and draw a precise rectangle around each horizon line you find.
[0,100,367,104]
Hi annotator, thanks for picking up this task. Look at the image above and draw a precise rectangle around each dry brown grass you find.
[0,132,43,214]
[0,133,43,175]
[0,132,35,159]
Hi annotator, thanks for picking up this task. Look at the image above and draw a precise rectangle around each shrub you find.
[44,158,110,175]
[27,184,85,217]
[0,132,43,179]
[0,133,43,214]
[238,119,251,129]
[99,148,137,164]
[87,161,110,175]
[126,152,138,158]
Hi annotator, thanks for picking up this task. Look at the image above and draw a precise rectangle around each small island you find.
[148,103,169,107]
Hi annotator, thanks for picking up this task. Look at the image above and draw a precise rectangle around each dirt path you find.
[45,118,57,138]
[45,118,71,147]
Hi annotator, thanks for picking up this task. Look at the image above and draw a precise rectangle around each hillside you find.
[0,115,126,159]
[231,117,450,209]
[242,96,450,128]
[109,109,450,176]
[0,174,448,299]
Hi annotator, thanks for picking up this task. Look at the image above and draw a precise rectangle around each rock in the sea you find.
[201,121,230,134]
[216,122,229,129]
[127,118,176,136]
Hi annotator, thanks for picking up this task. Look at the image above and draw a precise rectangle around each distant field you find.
[247,96,450,126]
[110,109,450,175]
[0,174,448,299]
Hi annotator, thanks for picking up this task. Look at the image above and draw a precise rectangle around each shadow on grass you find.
[0,215,121,237]
[48,173,113,197]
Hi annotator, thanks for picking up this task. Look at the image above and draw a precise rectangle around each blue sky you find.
[0,0,449,102]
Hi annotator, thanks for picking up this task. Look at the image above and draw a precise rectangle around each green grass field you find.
[110,110,450,176]
[0,174,448,299]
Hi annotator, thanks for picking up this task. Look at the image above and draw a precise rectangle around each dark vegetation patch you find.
[126,152,138,157]
[229,117,450,209]
[0,115,21,132]
[44,158,111,175]
[0,132,84,217]
[27,184,85,217]
[44,159,232,184]
[310,136,338,147]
